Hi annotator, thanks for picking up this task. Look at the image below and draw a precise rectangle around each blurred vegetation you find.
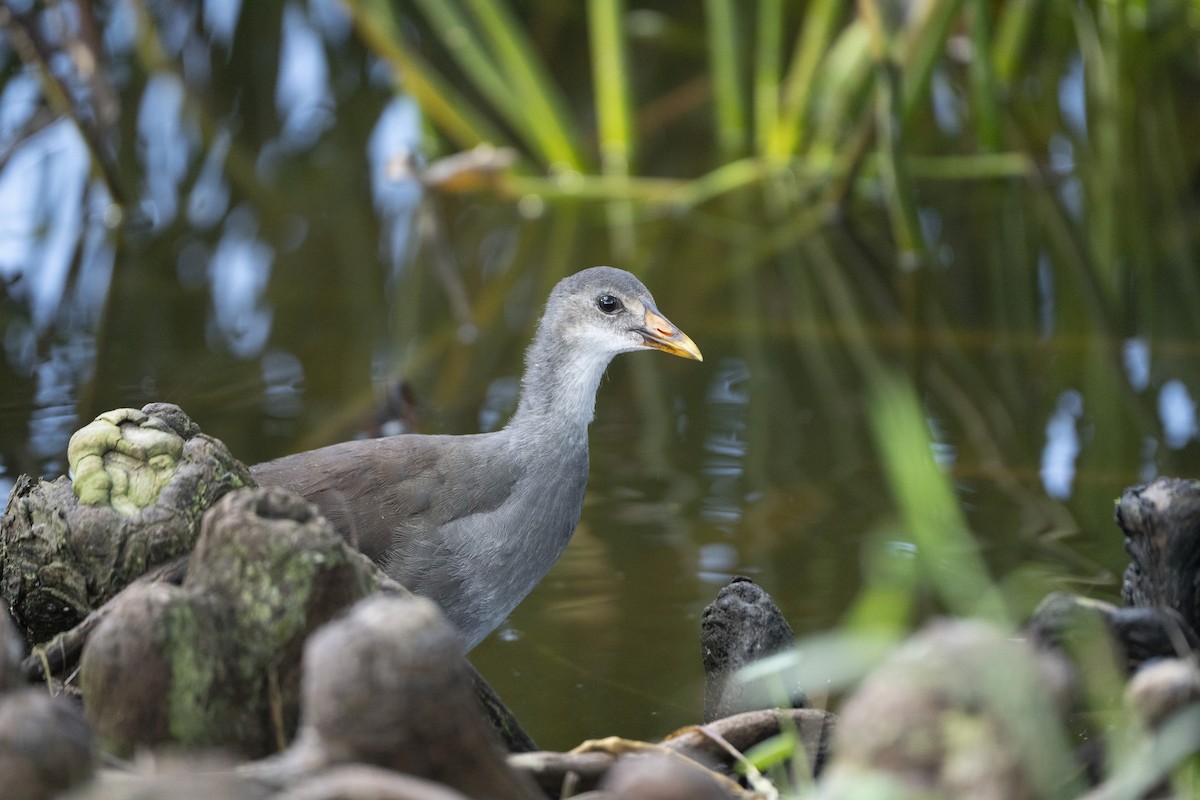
[347,0,1200,278]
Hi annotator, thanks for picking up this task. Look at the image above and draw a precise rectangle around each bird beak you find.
[637,306,703,362]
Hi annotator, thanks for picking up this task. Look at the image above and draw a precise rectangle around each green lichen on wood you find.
[14,405,382,757]
[68,409,184,514]
[160,598,223,747]
[141,488,378,755]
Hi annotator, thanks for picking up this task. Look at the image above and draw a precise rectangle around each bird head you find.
[546,266,703,363]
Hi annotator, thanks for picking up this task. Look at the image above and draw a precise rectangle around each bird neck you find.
[507,327,613,438]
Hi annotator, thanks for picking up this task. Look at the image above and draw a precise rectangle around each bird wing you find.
[249,432,521,566]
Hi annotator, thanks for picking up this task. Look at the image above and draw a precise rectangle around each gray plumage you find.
[251,267,702,649]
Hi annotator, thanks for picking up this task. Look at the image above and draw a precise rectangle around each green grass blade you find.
[807,20,873,159]
[992,0,1040,88]
[1075,0,1126,303]
[897,0,965,126]
[902,152,1031,179]
[842,527,919,633]
[853,0,925,265]
[345,0,510,149]
[704,0,748,159]
[1092,706,1200,800]
[409,0,517,111]
[966,0,1001,150]
[873,60,925,266]
[773,0,845,156]
[587,0,636,256]
[753,0,783,157]
[588,0,633,174]
[466,0,587,170]
[867,372,1010,624]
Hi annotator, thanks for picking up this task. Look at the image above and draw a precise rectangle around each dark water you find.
[4,2,1200,750]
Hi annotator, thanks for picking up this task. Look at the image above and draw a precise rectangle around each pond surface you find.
[4,1,1200,751]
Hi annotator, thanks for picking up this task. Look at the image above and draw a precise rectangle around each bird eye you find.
[596,294,623,314]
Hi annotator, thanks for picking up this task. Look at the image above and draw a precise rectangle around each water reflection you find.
[1041,389,1083,500]
[1158,380,1198,450]
[478,375,519,434]
[1122,337,1150,392]
[1047,134,1083,219]
[276,4,335,151]
[697,541,740,583]
[1036,252,1055,338]
[137,74,192,227]
[27,338,94,485]
[701,357,749,534]
[208,206,273,358]
[929,67,963,136]
[103,0,138,54]
[203,0,242,48]
[0,107,109,487]
[307,0,353,44]
[260,348,305,419]
[368,97,422,276]
[926,412,956,471]
[0,120,90,328]
[0,74,39,145]
[1058,54,1087,138]
[187,128,232,229]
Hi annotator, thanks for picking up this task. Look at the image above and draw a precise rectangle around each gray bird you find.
[251,267,702,649]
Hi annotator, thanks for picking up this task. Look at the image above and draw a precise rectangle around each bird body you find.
[252,267,701,648]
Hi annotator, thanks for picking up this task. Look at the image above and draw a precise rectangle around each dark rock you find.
[599,752,739,800]
[250,595,540,800]
[273,765,472,800]
[701,576,806,722]
[0,605,24,692]
[0,689,94,800]
[1027,592,1197,674]
[69,755,268,800]
[1125,658,1200,728]
[1116,477,1200,633]
[819,619,1079,800]
[1027,479,1200,680]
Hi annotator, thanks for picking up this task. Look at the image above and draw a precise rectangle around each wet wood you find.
[509,708,834,797]
[662,708,834,775]
[700,576,807,722]
[243,595,541,800]
[79,487,377,757]
[1027,593,1198,673]
[22,556,190,683]
[0,687,94,800]
[1,404,254,645]
[1026,478,1200,674]
[1116,477,1200,634]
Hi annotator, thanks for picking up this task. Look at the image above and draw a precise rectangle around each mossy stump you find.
[1,404,253,645]
[79,487,376,757]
